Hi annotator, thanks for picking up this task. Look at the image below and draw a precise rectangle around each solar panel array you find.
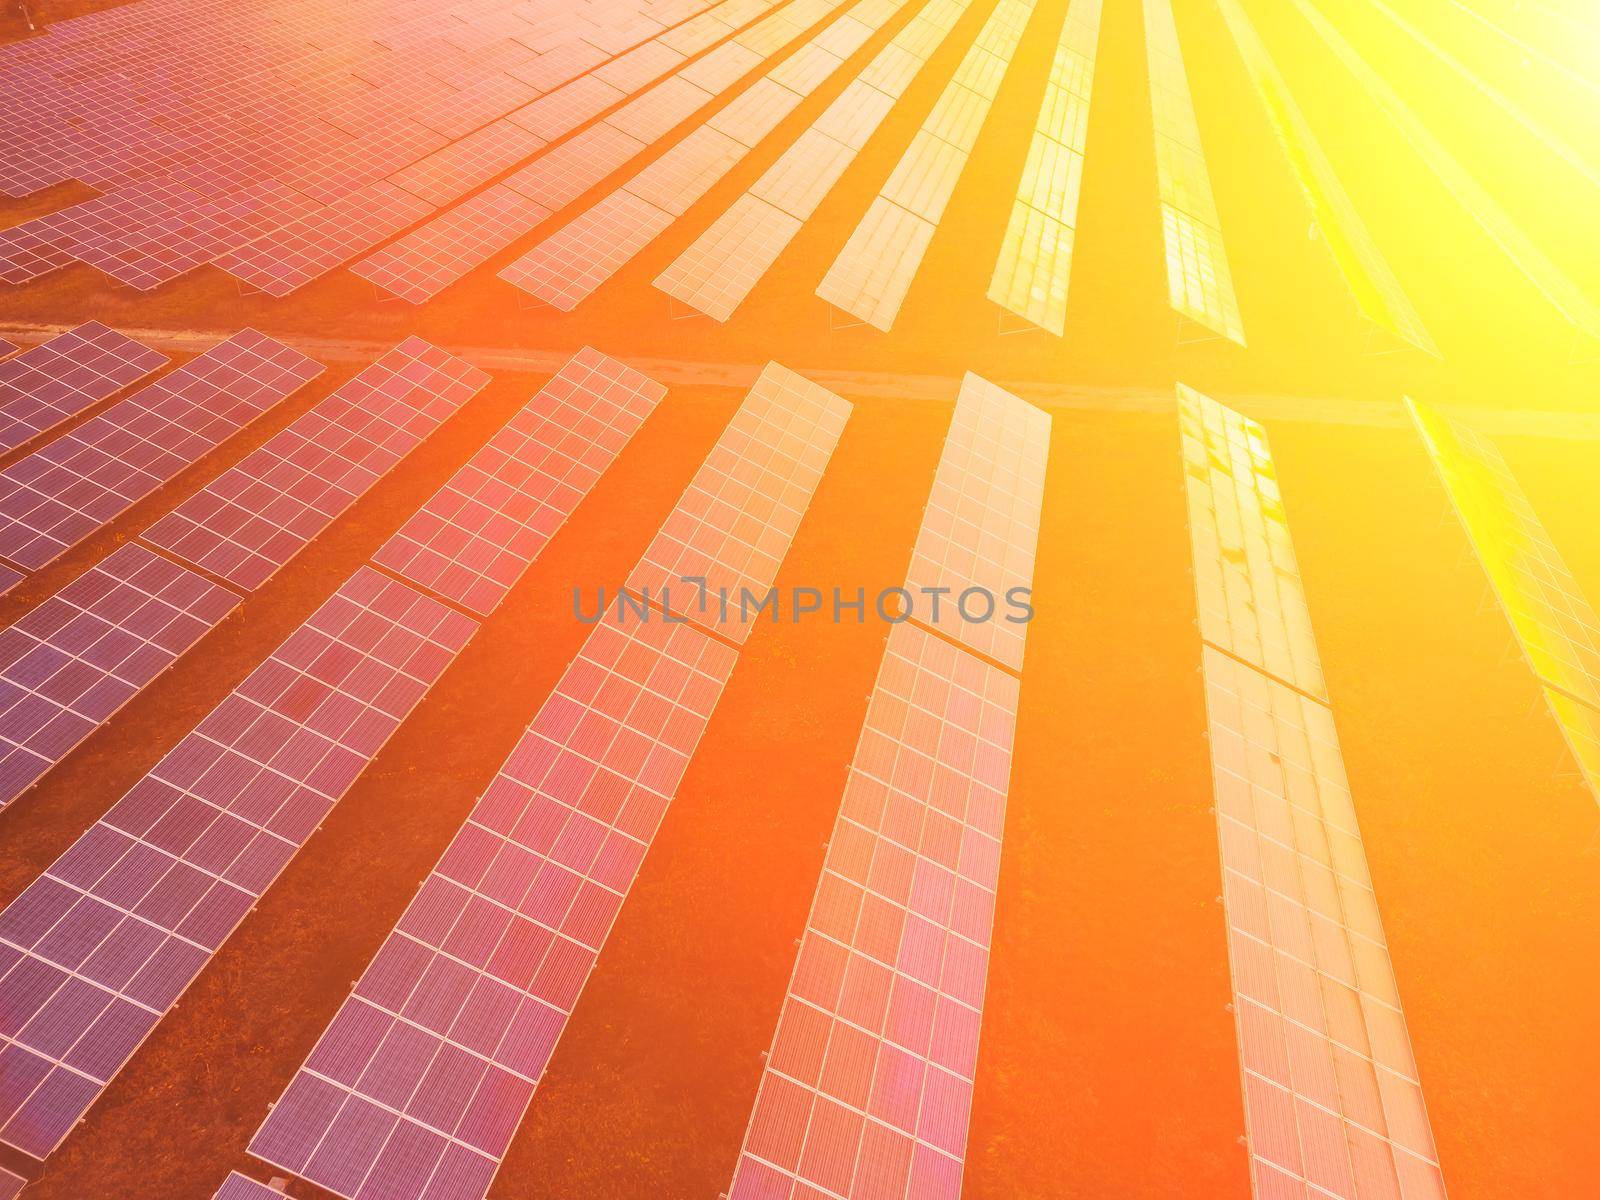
[987,0,1103,336]
[657,0,973,320]
[142,337,489,590]
[816,0,1038,331]
[625,361,851,641]
[1178,382,1327,702]
[725,373,1047,1200]
[0,347,667,1167]
[1142,0,1245,345]
[501,0,882,311]
[0,329,323,575]
[0,323,170,454]
[0,567,477,1159]
[903,374,1048,671]
[1213,0,1438,356]
[0,0,1525,350]
[0,543,239,811]
[1407,398,1600,806]
[1179,386,1447,1200]
[373,346,668,615]
[246,616,737,1200]
[0,0,754,295]
[232,364,849,1200]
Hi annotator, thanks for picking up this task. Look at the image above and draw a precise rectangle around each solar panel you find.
[498,191,675,311]
[655,193,803,321]
[1213,0,1436,356]
[987,0,1102,336]
[726,622,1020,1200]
[813,79,899,150]
[214,1172,285,1200]
[373,347,667,614]
[0,340,15,359]
[351,186,552,304]
[817,0,1037,330]
[1200,647,1447,1200]
[1408,399,1600,805]
[142,338,488,591]
[1178,384,1326,701]
[1545,687,1600,802]
[387,119,549,208]
[903,374,1049,672]
[625,361,852,642]
[0,330,324,572]
[510,75,627,140]
[215,183,435,298]
[593,39,687,91]
[1143,0,1245,344]
[623,126,745,215]
[0,323,170,455]
[0,542,240,811]
[678,40,765,91]
[705,76,802,148]
[501,124,648,213]
[750,128,855,219]
[605,75,714,144]
[246,614,737,1200]
[0,223,75,288]
[815,196,934,332]
[881,131,966,223]
[0,567,476,1159]
[0,1166,20,1200]
[654,0,975,322]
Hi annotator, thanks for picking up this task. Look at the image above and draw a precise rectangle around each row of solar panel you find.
[0,333,675,1170]
[2,321,1593,1195]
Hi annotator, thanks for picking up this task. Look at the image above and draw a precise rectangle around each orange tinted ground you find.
[0,0,1596,1197]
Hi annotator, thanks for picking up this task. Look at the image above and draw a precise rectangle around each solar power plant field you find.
[0,0,1596,1197]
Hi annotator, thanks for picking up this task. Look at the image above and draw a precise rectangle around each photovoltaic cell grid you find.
[215,182,437,298]
[1183,391,1446,1200]
[0,1166,19,1200]
[1407,399,1600,807]
[215,1172,283,1200]
[247,616,738,1200]
[1142,0,1245,345]
[1212,0,1436,356]
[656,0,978,321]
[625,361,852,642]
[373,347,667,615]
[0,568,476,1159]
[1202,648,1446,1200]
[351,186,552,305]
[0,0,767,299]
[500,0,871,313]
[235,359,835,1200]
[142,337,489,591]
[1406,400,1600,711]
[817,0,1037,331]
[727,621,1020,1200]
[903,374,1049,672]
[0,543,239,812]
[1178,384,1326,702]
[987,0,1103,337]
[0,322,170,454]
[0,330,323,573]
